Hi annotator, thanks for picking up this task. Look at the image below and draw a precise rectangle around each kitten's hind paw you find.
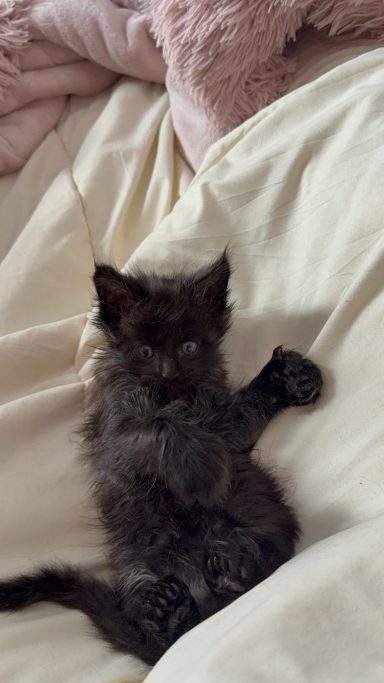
[260,346,323,407]
[142,577,197,640]
[204,547,256,596]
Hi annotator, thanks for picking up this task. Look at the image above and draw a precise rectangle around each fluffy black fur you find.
[0,251,322,665]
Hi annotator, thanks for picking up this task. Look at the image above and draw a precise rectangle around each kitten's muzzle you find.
[160,358,179,380]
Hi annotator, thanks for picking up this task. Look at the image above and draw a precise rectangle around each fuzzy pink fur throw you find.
[1,0,384,175]
[143,0,384,166]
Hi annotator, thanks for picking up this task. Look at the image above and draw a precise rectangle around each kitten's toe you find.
[205,552,232,592]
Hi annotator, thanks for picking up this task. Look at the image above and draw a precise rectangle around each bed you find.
[1,43,384,683]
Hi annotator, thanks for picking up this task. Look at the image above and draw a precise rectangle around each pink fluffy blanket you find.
[1,0,384,176]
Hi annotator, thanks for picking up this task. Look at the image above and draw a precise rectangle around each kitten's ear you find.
[193,251,230,311]
[93,265,147,331]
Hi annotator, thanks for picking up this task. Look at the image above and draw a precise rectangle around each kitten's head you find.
[93,251,232,394]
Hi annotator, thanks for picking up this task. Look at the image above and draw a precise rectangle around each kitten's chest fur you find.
[92,383,234,551]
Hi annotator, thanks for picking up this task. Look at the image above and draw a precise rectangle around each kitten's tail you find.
[0,565,160,664]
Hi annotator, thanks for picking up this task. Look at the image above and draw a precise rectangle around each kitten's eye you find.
[139,345,154,359]
[181,341,198,355]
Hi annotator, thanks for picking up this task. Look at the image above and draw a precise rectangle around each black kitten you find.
[0,252,322,665]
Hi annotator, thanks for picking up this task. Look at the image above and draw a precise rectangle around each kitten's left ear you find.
[93,264,147,332]
[194,250,230,312]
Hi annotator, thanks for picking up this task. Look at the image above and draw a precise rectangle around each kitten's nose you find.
[161,359,179,379]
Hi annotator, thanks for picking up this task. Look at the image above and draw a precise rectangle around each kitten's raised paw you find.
[261,346,323,407]
[142,576,196,639]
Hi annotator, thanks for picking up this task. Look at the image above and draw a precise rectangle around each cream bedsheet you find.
[1,47,384,683]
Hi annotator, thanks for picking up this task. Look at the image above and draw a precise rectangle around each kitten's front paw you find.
[142,577,197,640]
[260,346,323,407]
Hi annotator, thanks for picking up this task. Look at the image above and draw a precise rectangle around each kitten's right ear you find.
[93,265,147,332]
[193,250,231,312]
